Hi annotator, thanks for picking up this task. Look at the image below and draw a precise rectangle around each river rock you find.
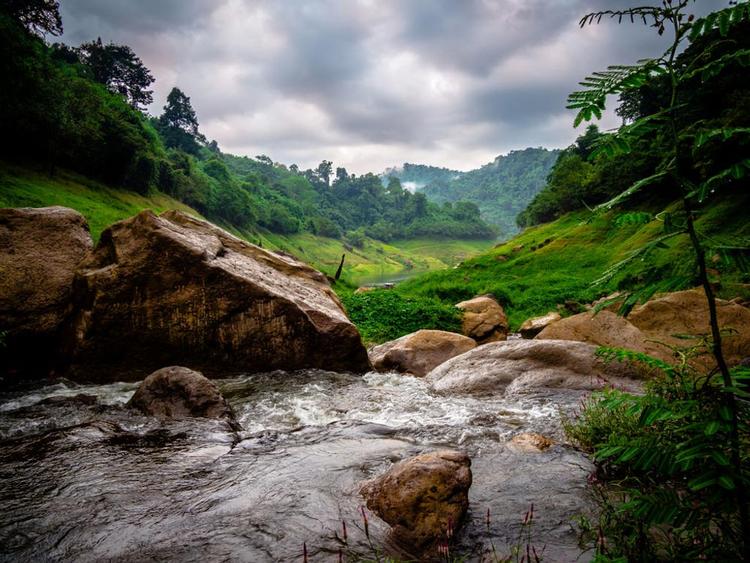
[128,366,236,423]
[426,339,641,395]
[360,450,472,548]
[519,311,562,339]
[536,290,750,368]
[628,289,750,367]
[536,310,650,353]
[0,206,92,378]
[369,330,476,377]
[65,210,370,381]
[508,432,554,453]
[455,295,508,343]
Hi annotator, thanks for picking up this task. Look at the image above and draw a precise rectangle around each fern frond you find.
[689,2,750,40]
[568,60,664,127]
[682,49,750,82]
[591,231,683,286]
[579,7,663,28]
[594,171,669,211]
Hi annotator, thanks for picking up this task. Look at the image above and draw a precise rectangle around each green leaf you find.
[688,473,717,491]
[704,421,721,435]
[718,475,736,490]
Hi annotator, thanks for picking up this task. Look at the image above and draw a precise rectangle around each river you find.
[0,370,595,562]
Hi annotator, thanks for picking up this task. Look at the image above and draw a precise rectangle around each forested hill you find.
[383,148,560,238]
[0,5,496,248]
[381,163,463,193]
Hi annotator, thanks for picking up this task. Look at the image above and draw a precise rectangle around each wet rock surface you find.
[455,295,509,343]
[361,450,472,549]
[0,370,596,562]
[64,209,369,381]
[426,339,641,396]
[369,329,476,377]
[0,207,92,378]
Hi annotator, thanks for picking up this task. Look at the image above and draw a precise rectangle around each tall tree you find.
[0,0,62,36]
[77,38,155,110]
[158,87,202,154]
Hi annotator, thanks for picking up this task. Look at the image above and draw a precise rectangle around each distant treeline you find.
[0,2,495,242]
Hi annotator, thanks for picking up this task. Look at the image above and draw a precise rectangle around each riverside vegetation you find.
[1,0,750,561]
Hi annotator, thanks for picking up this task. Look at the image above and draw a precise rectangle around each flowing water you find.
[0,371,596,562]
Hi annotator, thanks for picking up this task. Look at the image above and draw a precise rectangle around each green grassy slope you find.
[0,164,490,284]
[396,196,750,329]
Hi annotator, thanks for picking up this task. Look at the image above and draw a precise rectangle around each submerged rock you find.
[360,450,472,549]
[426,339,640,395]
[455,295,508,343]
[369,329,476,377]
[0,206,92,379]
[65,210,370,381]
[519,311,561,339]
[128,366,236,424]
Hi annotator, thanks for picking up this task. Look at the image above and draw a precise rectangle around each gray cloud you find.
[60,0,728,173]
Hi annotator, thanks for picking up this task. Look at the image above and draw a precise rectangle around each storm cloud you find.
[60,0,725,174]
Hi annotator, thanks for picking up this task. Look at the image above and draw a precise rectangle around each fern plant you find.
[566,0,750,558]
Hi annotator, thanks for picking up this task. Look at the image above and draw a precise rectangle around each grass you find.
[397,195,750,330]
[0,163,200,241]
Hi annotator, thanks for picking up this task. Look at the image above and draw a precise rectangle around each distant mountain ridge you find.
[383,147,561,237]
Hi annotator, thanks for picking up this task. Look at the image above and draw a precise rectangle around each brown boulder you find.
[455,295,508,343]
[360,450,472,549]
[0,207,92,378]
[426,339,641,395]
[65,210,369,381]
[128,366,236,424]
[369,329,476,377]
[536,310,651,354]
[628,289,750,367]
[536,290,750,368]
[519,311,562,339]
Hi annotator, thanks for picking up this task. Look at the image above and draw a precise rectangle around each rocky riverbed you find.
[0,370,596,562]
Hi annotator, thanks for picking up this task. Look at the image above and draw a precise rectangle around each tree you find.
[158,87,202,154]
[1,0,62,36]
[76,38,155,110]
[569,1,750,557]
[316,160,333,186]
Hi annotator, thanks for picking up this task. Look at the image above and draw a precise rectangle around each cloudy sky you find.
[60,0,723,174]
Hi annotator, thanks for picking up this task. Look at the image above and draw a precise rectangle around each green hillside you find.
[387,148,560,238]
[362,193,750,332]
[0,163,490,285]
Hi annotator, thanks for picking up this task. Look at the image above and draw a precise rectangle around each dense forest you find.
[518,19,750,230]
[0,4,495,245]
[385,149,559,238]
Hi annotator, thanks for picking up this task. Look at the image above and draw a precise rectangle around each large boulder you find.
[628,289,750,367]
[426,339,641,395]
[65,210,370,381]
[0,207,92,378]
[536,290,750,368]
[455,295,508,343]
[536,310,651,354]
[128,366,236,424]
[369,330,476,377]
[519,311,561,339]
[360,450,472,549]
